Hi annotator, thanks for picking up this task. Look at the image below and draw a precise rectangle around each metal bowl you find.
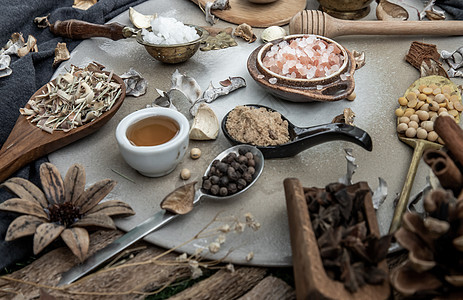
[317,0,373,19]
[135,25,208,64]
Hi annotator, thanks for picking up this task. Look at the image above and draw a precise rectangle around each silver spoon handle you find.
[58,209,178,286]
[58,191,205,286]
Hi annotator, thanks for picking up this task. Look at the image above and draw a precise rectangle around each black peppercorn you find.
[237,178,247,190]
[210,175,220,185]
[219,176,229,186]
[245,152,253,160]
[247,159,255,167]
[227,167,239,181]
[243,172,253,183]
[228,183,237,194]
[231,161,240,170]
[210,184,220,195]
[238,164,248,174]
[217,162,228,173]
[219,187,228,196]
[237,155,248,164]
[202,179,212,190]
[247,166,255,175]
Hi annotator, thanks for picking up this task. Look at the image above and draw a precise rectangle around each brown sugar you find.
[225,106,290,146]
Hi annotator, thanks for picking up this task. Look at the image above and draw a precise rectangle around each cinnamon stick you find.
[434,116,463,167]
[423,149,463,196]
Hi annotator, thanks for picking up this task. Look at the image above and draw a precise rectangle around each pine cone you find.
[391,189,463,298]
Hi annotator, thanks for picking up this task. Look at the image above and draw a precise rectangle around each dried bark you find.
[237,276,296,300]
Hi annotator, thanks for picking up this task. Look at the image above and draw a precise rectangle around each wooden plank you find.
[237,276,296,300]
[168,267,267,299]
[190,0,306,28]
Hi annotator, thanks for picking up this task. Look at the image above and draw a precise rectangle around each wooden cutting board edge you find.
[189,0,307,28]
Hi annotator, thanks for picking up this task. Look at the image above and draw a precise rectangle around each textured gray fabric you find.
[0,0,146,270]
[436,0,463,19]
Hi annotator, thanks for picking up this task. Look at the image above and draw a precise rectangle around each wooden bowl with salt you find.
[247,34,355,102]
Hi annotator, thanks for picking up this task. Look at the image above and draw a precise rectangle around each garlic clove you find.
[189,103,219,140]
[129,7,157,29]
[261,26,286,43]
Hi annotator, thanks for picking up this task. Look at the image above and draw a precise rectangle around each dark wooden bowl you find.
[247,35,355,102]
[283,178,391,300]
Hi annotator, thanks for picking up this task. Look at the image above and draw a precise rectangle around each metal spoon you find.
[222,105,373,159]
[58,144,264,286]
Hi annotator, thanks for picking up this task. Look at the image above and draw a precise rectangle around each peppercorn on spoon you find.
[389,76,461,234]
[58,145,264,286]
[222,104,373,159]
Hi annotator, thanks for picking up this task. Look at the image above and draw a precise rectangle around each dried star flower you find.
[176,253,188,262]
[0,163,135,261]
[188,260,203,279]
[216,234,226,244]
[208,241,221,253]
[246,251,254,261]
[218,224,231,233]
[234,222,245,233]
[226,263,235,273]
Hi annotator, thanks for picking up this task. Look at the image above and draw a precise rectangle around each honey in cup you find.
[126,116,179,147]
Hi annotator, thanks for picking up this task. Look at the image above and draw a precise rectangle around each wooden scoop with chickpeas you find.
[390,75,462,233]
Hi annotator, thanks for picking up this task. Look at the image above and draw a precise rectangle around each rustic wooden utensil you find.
[284,178,390,299]
[49,20,207,64]
[290,10,463,38]
[0,72,126,183]
[389,76,461,233]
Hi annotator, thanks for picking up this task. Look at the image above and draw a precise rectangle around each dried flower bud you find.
[218,224,231,233]
[209,241,221,253]
[246,251,254,261]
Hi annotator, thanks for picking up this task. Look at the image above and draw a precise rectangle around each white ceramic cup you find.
[115,107,189,177]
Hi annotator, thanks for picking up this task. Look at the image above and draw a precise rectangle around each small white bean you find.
[399,116,410,124]
[180,168,191,180]
[416,128,428,139]
[397,123,408,133]
[405,127,417,138]
[434,93,446,103]
[416,110,429,121]
[408,120,419,129]
[421,121,434,132]
[409,114,419,123]
[427,131,438,142]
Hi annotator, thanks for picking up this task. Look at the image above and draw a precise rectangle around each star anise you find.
[0,163,135,261]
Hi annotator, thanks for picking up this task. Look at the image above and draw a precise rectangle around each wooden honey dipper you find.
[290,10,463,38]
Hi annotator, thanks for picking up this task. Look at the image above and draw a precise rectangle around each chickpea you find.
[180,168,191,180]
[397,123,408,133]
[439,111,450,117]
[399,116,410,124]
[442,85,452,94]
[406,92,417,101]
[416,110,429,121]
[408,120,419,129]
[416,128,428,139]
[427,131,438,142]
[429,101,440,111]
[418,93,427,101]
[407,99,418,108]
[433,88,442,95]
[395,108,404,117]
[449,109,459,117]
[405,127,417,138]
[438,107,448,115]
[422,87,433,95]
[398,96,408,106]
[190,148,201,159]
[420,103,430,111]
[434,93,446,103]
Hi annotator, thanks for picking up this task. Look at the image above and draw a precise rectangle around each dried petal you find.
[234,23,256,43]
[171,69,202,104]
[86,200,135,217]
[33,222,65,254]
[72,213,116,230]
[376,0,408,21]
[1,177,47,208]
[5,215,46,241]
[53,42,70,68]
[64,164,86,204]
[160,181,197,215]
[75,179,116,213]
[189,103,219,140]
[40,162,65,205]
[129,7,157,29]
[60,227,89,261]
[72,0,97,10]
[0,198,48,219]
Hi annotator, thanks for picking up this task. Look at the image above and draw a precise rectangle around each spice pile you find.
[142,16,200,45]
[262,36,344,79]
[304,182,391,292]
[202,148,256,197]
[20,65,122,133]
[225,106,290,147]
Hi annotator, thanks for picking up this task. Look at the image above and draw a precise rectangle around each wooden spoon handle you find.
[290,10,463,38]
[50,20,127,40]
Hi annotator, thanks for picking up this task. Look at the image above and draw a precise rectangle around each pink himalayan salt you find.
[262,36,344,80]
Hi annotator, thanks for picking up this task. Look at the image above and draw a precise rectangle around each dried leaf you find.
[189,103,219,140]
[376,0,408,21]
[72,213,116,230]
[64,164,86,204]
[40,163,65,205]
[53,42,70,68]
[34,15,50,29]
[352,50,366,70]
[160,181,197,215]
[75,179,116,213]
[171,69,202,104]
[129,7,157,29]
[61,227,89,261]
[87,200,135,217]
[72,0,97,10]
[17,35,38,57]
[5,215,46,241]
[0,198,48,219]
[120,68,148,97]
[33,222,65,254]
[1,177,48,208]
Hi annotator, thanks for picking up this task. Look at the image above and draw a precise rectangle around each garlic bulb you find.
[261,26,286,43]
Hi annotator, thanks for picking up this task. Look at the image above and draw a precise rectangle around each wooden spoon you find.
[388,75,461,233]
[290,10,463,38]
[0,72,126,183]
